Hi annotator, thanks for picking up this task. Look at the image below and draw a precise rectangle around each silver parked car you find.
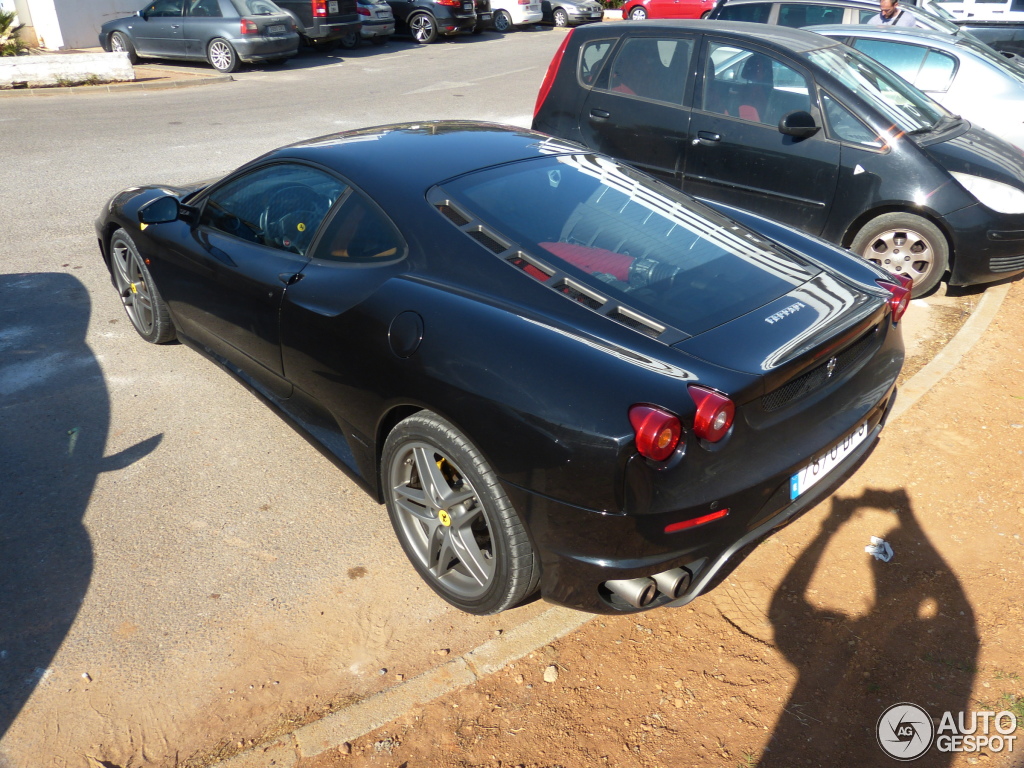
[541,0,605,26]
[813,25,1024,149]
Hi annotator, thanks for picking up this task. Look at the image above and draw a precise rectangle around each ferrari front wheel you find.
[109,229,176,344]
[382,412,540,614]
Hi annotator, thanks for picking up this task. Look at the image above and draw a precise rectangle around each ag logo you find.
[877,703,934,760]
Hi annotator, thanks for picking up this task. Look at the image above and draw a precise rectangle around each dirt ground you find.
[292,281,1024,768]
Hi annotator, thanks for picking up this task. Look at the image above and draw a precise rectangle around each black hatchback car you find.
[534,21,1024,296]
[97,122,907,615]
[100,0,299,72]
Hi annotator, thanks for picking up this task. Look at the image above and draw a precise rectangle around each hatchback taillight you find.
[688,385,734,443]
[358,5,370,13]
[240,18,259,33]
[534,30,572,119]
[313,0,328,16]
[436,0,461,5]
[629,405,682,462]
[519,0,529,4]
[878,278,911,323]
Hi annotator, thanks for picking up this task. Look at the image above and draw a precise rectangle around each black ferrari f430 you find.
[96,122,907,615]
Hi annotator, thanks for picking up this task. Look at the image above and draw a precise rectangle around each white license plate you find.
[376,9,389,16]
[590,10,602,15]
[329,0,339,11]
[267,23,286,33]
[463,1,471,8]
[789,422,868,500]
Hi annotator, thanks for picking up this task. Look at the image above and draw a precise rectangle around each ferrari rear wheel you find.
[110,229,176,344]
[382,412,540,615]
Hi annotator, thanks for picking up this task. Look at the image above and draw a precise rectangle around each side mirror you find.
[778,110,820,139]
[138,195,183,225]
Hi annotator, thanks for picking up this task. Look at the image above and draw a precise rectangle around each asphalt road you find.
[0,29,570,768]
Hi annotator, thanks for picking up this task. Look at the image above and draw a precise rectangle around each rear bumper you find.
[505,382,897,614]
[361,19,395,36]
[232,34,300,60]
[304,19,362,41]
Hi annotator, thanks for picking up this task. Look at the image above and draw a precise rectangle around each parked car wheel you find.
[371,34,391,44]
[207,38,239,73]
[850,213,948,297]
[110,31,138,65]
[409,11,438,43]
[109,229,176,344]
[494,9,513,31]
[553,7,569,25]
[338,30,360,48]
[700,9,711,17]
[629,6,647,19]
[382,411,540,615]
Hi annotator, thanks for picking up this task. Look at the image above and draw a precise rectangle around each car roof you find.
[808,23,964,50]
[591,19,844,53]
[255,121,582,204]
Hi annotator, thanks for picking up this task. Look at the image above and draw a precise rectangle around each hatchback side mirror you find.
[778,110,820,139]
[138,195,185,225]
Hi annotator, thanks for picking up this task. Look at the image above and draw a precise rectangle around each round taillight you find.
[877,278,912,323]
[629,405,682,462]
[688,385,735,443]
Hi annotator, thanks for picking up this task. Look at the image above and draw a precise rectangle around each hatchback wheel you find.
[109,229,176,344]
[382,412,540,615]
[850,213,949,298]
[338,30,360,48]
[409,12,438,43]
[629,6,647,19]
[494,9,513,31]
[207,38,239,73]
[110,31,138,64]
[553,7,569,25]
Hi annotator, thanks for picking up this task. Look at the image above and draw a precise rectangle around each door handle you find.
[590,108,611,120]
[692,131,721,146]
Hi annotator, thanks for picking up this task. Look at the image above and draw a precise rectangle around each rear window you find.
[230,0,284,14]
[438,155,818,335]
[777,2,844,25]
[715,2,772,22]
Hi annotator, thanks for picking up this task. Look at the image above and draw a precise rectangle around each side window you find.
[187,0,223,16]
[858,8,879,22]
[145,0,185,16]
[606,37,694,104]
[715,2,772,22]
[199,164,347,255]
[314,191,406,263]
[579,40,614,87]
[852,39,927,83]
[778,3,845,26]
[821,91,883,146]
[702,43,812,126]
[916,49,957,91]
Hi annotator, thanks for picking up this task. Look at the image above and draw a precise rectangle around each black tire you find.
[408,11,438,43]
[207,38,239,73]
[371,34,390,45]
[553,7,569,26]
[109,229,176,344]
[493,9,513,31]
[471,22,486,34]
[629,6,647,19]
[381,412,540,615]
[850,212,949,298]
[700,9,711,17]
[338,30,360,49]
[110,31,138,65]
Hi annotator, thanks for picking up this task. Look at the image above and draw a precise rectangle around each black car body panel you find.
[386,0,478,36]
[532,20,1024,291]
[96,122,905,614]
[273,0,361,43]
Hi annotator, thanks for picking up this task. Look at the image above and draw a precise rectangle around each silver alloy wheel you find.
[494,9,512,31]
[630,6,647,18]
[208,39,235,71]
[859,227,935,286]
[388,441,496,599]
[111,33,127,53]
[410,13,436,42]
[553,7,569,26]
[111,237,155,336]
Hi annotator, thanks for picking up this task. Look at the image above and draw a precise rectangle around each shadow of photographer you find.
[761,487,979,766]
[0,273,161,746]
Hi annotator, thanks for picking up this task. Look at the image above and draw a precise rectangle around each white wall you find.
[21,0,141,50]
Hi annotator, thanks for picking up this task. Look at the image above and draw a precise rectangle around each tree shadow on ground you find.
[0,273,160,748]
[761,488,978,766]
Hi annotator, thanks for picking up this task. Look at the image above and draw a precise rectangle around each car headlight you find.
[950,172,1024,215]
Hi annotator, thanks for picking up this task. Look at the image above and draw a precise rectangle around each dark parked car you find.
[533,21,1024,296]
[272,0,361,47]
[96,122,907,615]
[386,0,477,41]
[100,0,299,72]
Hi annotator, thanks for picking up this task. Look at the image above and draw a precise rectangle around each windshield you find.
[439,154,820,335]
[805,45,948,133]
[955,35,1024,84]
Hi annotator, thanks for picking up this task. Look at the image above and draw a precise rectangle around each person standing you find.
[868,0,919,26]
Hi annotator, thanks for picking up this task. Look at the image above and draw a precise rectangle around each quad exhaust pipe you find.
[604,567,692,609]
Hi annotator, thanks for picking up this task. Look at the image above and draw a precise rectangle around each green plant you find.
[0,10,26,56]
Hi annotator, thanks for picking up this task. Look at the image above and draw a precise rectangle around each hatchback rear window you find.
[715,2,772,22]
[230,0,284,14]
[439,155,819,335]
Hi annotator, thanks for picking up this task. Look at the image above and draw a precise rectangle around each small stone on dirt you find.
[543,665,559,683]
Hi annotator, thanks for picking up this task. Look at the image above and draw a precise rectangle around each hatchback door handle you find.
[692,131,721,145]
[590,109,611,120]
